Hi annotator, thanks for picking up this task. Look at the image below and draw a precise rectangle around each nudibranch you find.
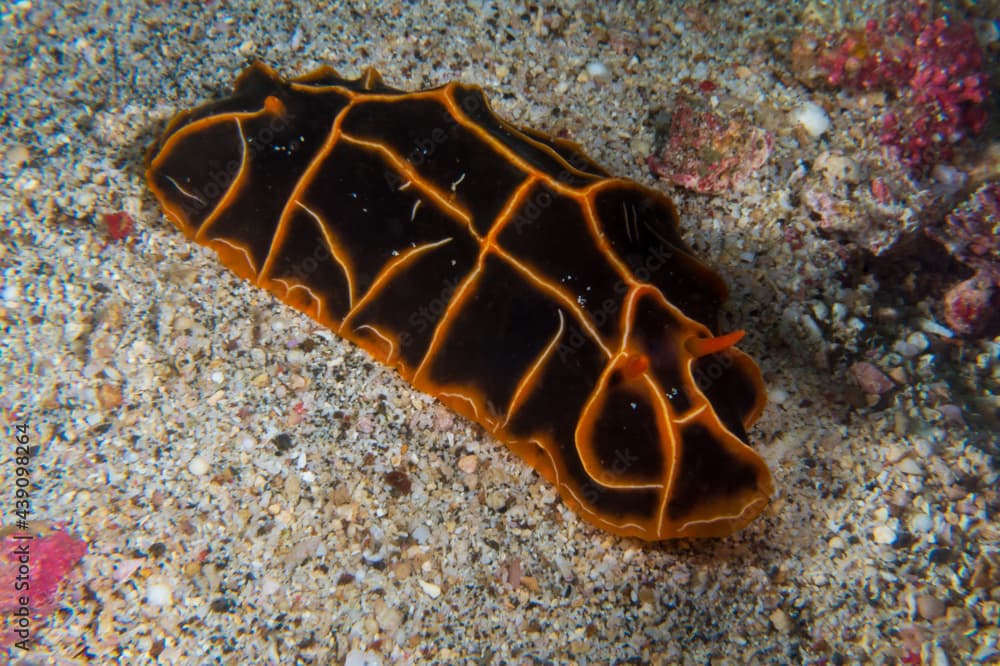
[146,62,772,539]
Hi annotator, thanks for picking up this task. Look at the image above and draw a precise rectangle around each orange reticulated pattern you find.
[146,62,772,540]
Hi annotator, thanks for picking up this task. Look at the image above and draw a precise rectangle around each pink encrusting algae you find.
[0,528,87,617]
[926,182,1000,337]
[647,95,773,194]
[813,3,990,171]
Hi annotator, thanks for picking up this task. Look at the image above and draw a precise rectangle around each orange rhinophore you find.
[146,62,771,540]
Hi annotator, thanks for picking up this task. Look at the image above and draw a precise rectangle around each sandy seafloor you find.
[1,0,998,664]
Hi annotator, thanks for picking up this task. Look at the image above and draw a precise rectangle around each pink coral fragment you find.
[102,211,134,242]
[850,361,896,395]
[816,3,990,171]
[927,182,1000,337]
[648,96,772,194]
[0,528,87,617]
[942,275,996,337]
[870,177,891,204]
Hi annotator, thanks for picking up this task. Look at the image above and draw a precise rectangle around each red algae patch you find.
[648,95,772,194]
[0,526,87,646]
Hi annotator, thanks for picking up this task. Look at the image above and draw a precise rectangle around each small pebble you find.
[885,445,906,463]
[188,456,210,476]
[5,143,30,170]
[850,362,895,395]
[811,301,829,321]
[792,101,830,138]
[931,163,967,189]
[831,302,848,323]
[937,404,963,423]
[261,577,280,596]
[911,514,934,533]
[344,649,378,666]
[112,557,145,583]
[916,594,946,620]
[1,283,19,305]
[873,525,897,545]
[906,332,929,354]
[411,525,430,544]
[814,151,860,188]
[887,367,908,385]
[485,491,506,510]
[585,61,610,81]
[769,608,793,634]
[973,646,1000,662]
[919,319,954,339]
[418,579,442,599]
[146,581,173,606]
[897,458,924,476]
[457,454,478,474]
[97,383,123,410]
[375,603,403,633]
